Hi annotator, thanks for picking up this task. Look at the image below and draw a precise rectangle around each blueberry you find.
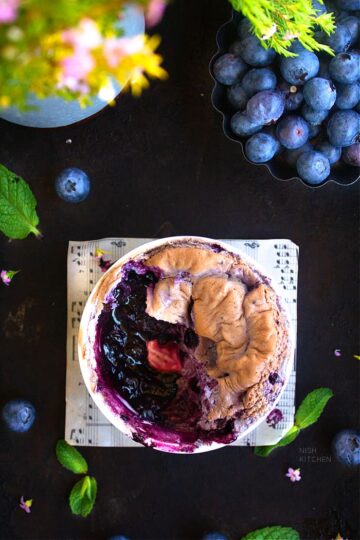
[337,14,360,44]
[227,83,248,109]
[284,142,313,166]
[303,77,337,110]
[301,103,329,125]
[335,81,360,108]
[313,0,328,13]
[229,40,242,56]
[342,142,360,165]
[241,68,277,97]
[308,123,321,139]
[108,536,130,540]
[245,132,280,162]
[202,533,229,540]
[329,51,360,83]
[2,399,36,432]
[327,110,360,146]
[279,81,304,110]
[239,36,276,67]
[332,429,360,466]
[55,168,90,203]
[280,44,320,85]
[276,115,310,149]
[324,23,352,52]
[315,140,342,163]
[238,17,252,39]
[246,90,285,124]
[213,54,247,85]
[337,0,360,10]
[296,150,331,183]
[230,111,262,137]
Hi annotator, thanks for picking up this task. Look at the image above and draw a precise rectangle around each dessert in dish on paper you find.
[66,238,298,449]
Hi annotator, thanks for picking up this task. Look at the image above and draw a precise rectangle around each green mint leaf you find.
[254,425,300,457]
[295,387,333,429]
[69,476,97,518]
[0,164,41,239]
[56,440,88,474]
[240,525,300,540]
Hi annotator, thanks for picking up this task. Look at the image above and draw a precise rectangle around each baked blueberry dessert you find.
[79,238,292,452]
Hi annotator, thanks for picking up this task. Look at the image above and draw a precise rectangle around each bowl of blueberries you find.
[210,3,359,187]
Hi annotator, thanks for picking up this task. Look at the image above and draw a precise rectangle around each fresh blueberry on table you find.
[337,14,359,45]
[238,36,276,67]
[303,77,337,111]
[245,132,280,163]
[213,53,247,85]
[342,142,360,166]
[329,51,360,84]
[108,536,130,540]
[315,141,342,164]
[202,533,229,540]
[241,68,277,97]
[2,399,36,432]
[279,82,304,111]
[337,0,359,10]
[280,43,319,85]
[55,167,91,203]
[327,110,360,147]
[276,115,310,149]
[231,111,262,137]
[296,150,331,184]
[246,90,285,124]
[335,81,359,109]
[332,429,360,466]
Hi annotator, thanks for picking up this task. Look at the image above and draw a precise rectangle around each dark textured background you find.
[0,1,359,539]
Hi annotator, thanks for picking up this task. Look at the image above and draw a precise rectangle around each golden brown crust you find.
[143,244,290,424]
[145,246,234,275]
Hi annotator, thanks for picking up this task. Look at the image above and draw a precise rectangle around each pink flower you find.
[0,0,19,24]
[60,48,94,92]
[94,248,113,272]
[62,19,102,50]
[145,0,167,27]
[334,348,342,357]
[286,467,301,482]
[1,269,19,285]
[19,496,32,514]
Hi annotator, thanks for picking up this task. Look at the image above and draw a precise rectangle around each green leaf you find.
[69,476,97,518]
[0,164,41,239]
[295,387,333,429]
[254,425,300,457]
[240,525,300,540]
[56,440,88,474]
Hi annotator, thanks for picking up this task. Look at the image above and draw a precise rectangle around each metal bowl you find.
[210,11,359,188]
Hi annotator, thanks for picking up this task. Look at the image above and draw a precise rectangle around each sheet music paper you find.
[66,238,298,448]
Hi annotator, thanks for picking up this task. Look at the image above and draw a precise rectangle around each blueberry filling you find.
[96,263,236,445]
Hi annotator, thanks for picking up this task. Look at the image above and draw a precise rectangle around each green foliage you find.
[229,0,335,56]
[0,164,40,239]
[254,388,333,457]
[56,440,88,474]
[240,525,300,540]
[69,476,97,517]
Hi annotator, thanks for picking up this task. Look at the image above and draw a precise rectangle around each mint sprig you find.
[240,525,300,540]
[0,164,41,239]
[69,476,97,518]
[55,440,96,517]
[255,387,333,457]
[56,440,88,474]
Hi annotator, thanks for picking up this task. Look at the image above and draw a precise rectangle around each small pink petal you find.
[334,348,342,357]
[0,0,19,24]
[145,0,167,27]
